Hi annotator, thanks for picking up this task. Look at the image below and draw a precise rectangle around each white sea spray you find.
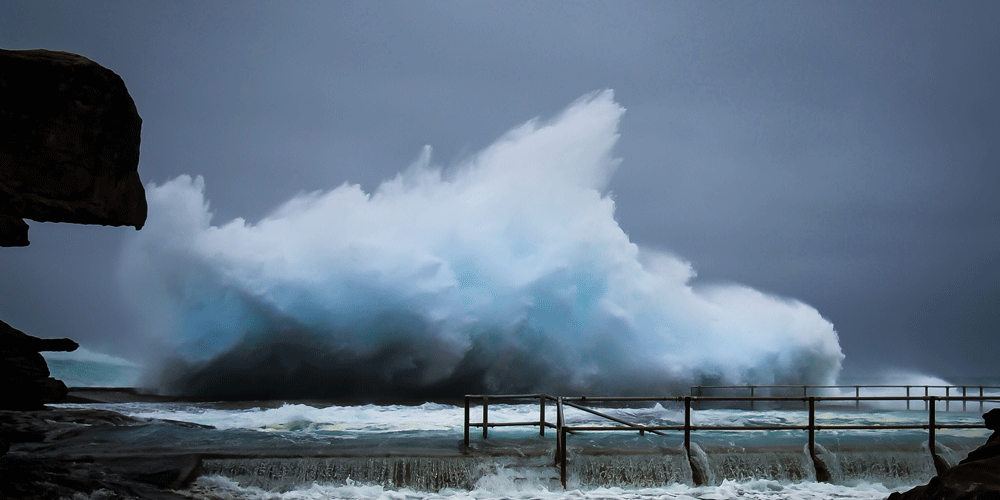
[120,90,843,398]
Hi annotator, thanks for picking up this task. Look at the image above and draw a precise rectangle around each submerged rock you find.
[0,48,146,246]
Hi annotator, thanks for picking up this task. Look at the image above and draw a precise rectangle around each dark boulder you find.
[0,48,146,246]
[888,410,1000,500]
[959,409,1000,465]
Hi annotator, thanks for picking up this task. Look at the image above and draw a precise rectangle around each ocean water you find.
[46,398,995,500]
[43,348,142,387]
[34,352,999,500]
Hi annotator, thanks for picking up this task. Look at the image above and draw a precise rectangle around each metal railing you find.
[463,394,560,443]
[463,393,998,489]
[690,384,1000,411]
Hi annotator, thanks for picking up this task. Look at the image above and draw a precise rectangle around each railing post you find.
[560,425,568,489]
[925,386,929,411]
[946,387,950,412]
[750,386,755,411]
[555,397,564,466]
[906,386,911,411]
[928,396,937,454]
[981,387,985,413]
[856,386,860,409]
[540,395,546,437]
[483,395,489,439]
[464,396,470,446]
[684,396,692,456]
[808,397,816,458]
[963,386,967,412]
[803,385,808,410]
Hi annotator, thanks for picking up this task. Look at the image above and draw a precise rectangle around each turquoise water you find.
[42,348,142,387]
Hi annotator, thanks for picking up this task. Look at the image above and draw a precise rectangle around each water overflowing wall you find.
[202,457,491,491]
[703,451,815,484]
[829,450,935,487]
[572,453,690,487]
[201,444,972,491]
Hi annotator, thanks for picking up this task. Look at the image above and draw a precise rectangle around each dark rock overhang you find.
[0,48,146,246]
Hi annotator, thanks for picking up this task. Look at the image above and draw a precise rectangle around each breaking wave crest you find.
[120,90,843,399]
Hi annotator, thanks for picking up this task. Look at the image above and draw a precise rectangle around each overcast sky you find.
[1,1,997,380]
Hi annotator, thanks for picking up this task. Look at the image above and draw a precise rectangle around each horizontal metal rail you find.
[553,423,982,432]
[562,400,667,436]
[465,393,559,399]
[691,384,1000,411]
[463,393,997,489]
[463,394,559,444]
[467,421,544,428]
[465,422,562,428]
[692,384,1000,389]
[560,395,999,402]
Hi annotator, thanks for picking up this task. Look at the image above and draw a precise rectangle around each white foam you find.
[112,402,463,432]
[185,474,906,500]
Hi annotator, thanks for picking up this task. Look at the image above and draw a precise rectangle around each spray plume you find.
[120,91,843,400]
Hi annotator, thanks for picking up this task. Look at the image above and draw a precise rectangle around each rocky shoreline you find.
[0,47,165,497]
[1,406,203,499]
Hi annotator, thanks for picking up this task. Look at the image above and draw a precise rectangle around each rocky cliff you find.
[0,47,145,401]
[1,48,146,400]
[0,48,146,246]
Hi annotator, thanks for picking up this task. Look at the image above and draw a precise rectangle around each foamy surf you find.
[52,402,992,441]
[181,473,906,500]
